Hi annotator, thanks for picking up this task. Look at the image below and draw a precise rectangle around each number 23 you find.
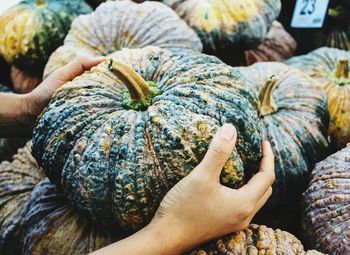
[300,0,316,15]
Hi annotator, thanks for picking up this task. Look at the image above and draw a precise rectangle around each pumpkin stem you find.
[335,59,349,79]
[259,75,278,117]
[108,59,161,111]
[36,0,45,6]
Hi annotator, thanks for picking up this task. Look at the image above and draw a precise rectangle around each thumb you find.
[194,124,237,180]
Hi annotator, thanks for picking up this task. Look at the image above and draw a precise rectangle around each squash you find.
[0,56,11,86]
[33,46,262,232]
[22,181,323,254]
[43,0,203,78]
[244,21,297,65]
[161,0,281,65]
[236,62,329,210]
[23,179,125,255]
[10,67,41,94]
[302,144,350,255]
[286,47,350,149]
[0,84,28,162]
[0,141,45,255]
[0,0,92,74]
[188,224,324,255]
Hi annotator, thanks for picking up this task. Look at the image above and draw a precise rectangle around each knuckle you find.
[237,204,254,220]
[209,144,230,160]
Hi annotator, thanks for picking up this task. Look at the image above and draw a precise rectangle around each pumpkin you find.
[302,144,350,255]
[33,46,262,232]
[0,56,11,86]
[43,0,202,78]
[188,224,324,255]
[22,179,125,255]
[0,0,92,74]
[244,21,297,65]
[10,67,41,94]
[161,0,281,65]
[286,47,350,149]
[235,62,329,210]
[0,141,45,255]
[0,84,29,162]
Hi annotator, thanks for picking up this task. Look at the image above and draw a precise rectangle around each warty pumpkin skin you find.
[244,21,297,66]
[43,0,203,78]
[236,62,329,209]
[302,144,350,255]
[187,224,325,255]
[286,47,350,149]
[0,0,92,74]
[161,0,281,65]
[23,179,125,255]
[33,46,262,232]
[10,67,41,94]
[0,141,45,255]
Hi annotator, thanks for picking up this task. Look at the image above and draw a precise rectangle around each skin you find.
[0,56,275,254]
[0,56,105,137]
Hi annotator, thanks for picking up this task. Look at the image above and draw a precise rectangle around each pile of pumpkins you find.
[0,0,349,254]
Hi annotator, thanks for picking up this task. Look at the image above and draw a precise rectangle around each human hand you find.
[22,56,104,126]
[149,124,275,254]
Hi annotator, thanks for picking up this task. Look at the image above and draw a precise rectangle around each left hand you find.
[22,56,104,126]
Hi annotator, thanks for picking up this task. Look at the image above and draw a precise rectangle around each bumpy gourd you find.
[287,47,350,149]
[236,62,329,209]
[188,224,325,255]
[161,0,281,64]
[0,0,92,74]
[0,141,45,255]
[23,179,125,255]
[0,84,28,161]
[244,21,297,65]
[10,67,41,94]
[43,0,202,78]
[302,144,350,255]
[33,46,262,232]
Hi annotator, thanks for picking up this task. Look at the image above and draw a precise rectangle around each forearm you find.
[0,93,31,137]
[90,222,185,255]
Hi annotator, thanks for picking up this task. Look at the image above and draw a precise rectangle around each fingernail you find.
[219,124,236,141]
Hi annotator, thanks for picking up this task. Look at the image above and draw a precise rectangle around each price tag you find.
[291,0,330,28]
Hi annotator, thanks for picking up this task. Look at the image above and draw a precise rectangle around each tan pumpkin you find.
[43,0,202,78]
[10,67,41,94]
[244,21,297,65]
[286,47,350,149]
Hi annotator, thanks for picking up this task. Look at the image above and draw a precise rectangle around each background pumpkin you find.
[244,21,297,66]
[0,84,28,162]
[160,0,281,65]
[0,0,92,74]
[10,66,41,94]
[0,141,44,255]
[43,0,202,78]
[302,144,350,255]
[33,46,262,232]
[22,179,125,255]
[0,56,11,86]
[286,47,350,149]
[236,62,329,211]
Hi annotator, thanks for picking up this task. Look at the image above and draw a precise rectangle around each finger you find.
[236,141,275,202]
[194,124,237,180]
[251,186,272,217]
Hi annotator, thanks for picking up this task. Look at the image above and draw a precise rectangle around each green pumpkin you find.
[236,62,329,210]
[33,46,262,232]
[161,0,281,65]
[23,179,125,255]
[286,47,350,149]
[302,144,350,255]
[0,0,92,74]
[43,0,202,78]
[0,141,45,255]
